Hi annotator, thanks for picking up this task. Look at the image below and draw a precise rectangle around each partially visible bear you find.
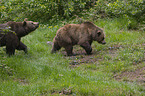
[51,21,106,56]
[0,18,39,56]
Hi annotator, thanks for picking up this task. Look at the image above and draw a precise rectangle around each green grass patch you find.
[0,18,145,96]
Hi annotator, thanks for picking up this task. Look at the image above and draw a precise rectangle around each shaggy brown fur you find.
[0,18,39,56]
[51,21,106,56]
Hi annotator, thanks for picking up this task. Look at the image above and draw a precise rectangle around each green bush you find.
[0,0,95,23]
[93,0,145,30]
[0,0,144,30]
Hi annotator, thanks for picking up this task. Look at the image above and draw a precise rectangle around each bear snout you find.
[33,22,39,28]
[35,22,39,28]
[102,42,106,44]
[98,40,106,44]
[101,40,106,44]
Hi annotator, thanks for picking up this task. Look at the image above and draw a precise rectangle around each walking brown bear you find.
[0,18,39,56]
[51,21,106,56]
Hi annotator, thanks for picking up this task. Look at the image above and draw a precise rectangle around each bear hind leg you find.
[6,46,15,56]
[64,45,74,56]
[6,33,19,56]
[16,41,27,53]
[6,41,18,56]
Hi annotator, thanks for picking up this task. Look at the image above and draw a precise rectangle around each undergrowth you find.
[0,17,145,96]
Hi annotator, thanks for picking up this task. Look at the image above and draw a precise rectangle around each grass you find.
[0,17,145,96]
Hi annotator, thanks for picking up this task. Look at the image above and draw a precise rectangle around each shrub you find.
[0,0,144,30]
[0,0,96,23]
[93,0,145,30]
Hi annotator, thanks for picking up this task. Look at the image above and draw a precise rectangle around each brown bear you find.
[51,21,106,56]
[0,18,39,56]
[0,24,19,55]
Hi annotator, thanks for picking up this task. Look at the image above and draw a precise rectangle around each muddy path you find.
[60,45,145,85]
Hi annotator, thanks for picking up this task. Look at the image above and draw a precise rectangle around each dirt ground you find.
[60,45,145,86]
[114,53,145,85]
[114,67,145,85]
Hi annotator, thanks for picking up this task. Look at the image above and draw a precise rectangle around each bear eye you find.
[102,37,104,41]
[97,32,101,36]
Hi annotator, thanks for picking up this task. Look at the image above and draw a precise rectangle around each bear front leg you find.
[64,45,73,56]
[51,42,61,53]
[6,41,18,56]
[6,32,19,56]
[80,41,92,55]
[16,41,27,53]
[6,45,15,56]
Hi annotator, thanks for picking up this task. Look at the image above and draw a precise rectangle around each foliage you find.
[0,26,13,33]
[0,0,95,23]
[0,0,144,30]
[0,25,16,43]
[91,0,145,29]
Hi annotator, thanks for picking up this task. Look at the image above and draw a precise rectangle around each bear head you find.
[89,26,106,45]
[23,18,39,32]
[95,29,106,44]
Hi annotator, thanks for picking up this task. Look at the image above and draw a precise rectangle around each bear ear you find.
[23,18,28,26]
[23,21,27,26]
[97,30,101,36]
[24,18,28,21]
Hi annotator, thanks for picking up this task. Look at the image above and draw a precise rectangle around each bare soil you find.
[62,45,120,66]
[60,45,145,85]
[114,67,145,85]
[114,52,145,85]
